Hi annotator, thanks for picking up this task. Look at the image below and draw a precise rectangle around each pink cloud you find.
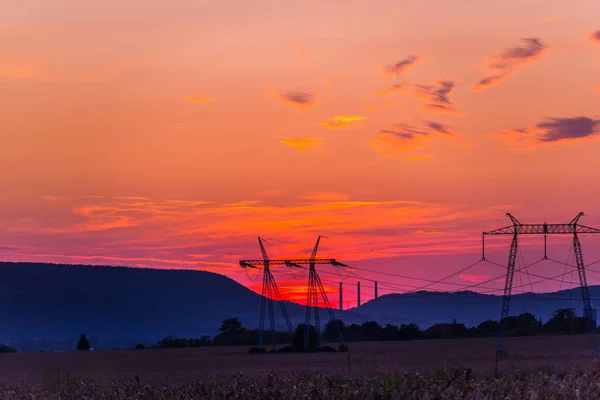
[492,116,600,150]
[472,38,549,91]
[459,274,492,283]
[381,56,421,78]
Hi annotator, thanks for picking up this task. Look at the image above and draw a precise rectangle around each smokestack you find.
[375,281,378,299]
[357,281,361,307]
[339,282,343,311]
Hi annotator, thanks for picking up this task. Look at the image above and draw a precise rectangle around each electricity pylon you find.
[239,237,293,351]
[483,212,600,358]
[302,236,346,349]
[239,236,348,350]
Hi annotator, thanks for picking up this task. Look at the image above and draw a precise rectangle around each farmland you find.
[0,335,599,398]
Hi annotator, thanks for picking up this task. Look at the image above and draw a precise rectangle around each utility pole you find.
[375,281,378,299]
[339,282,343,311]
[357,281,361,307]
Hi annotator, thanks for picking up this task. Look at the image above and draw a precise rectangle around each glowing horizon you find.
[1,0,600,305]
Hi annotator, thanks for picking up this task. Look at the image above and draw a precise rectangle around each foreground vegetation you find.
[0,335,597,398]
[1,363,600,399]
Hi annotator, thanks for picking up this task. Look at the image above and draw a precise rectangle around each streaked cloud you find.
[317,115,366,129]
[0,192,515,297]
[491,116,600,150]
[381,56,420,78]
[369,120,466,158]
[272,91,316,110]
[389,79,462,114]
[590,31,600,44]
[458,274,492,283]
[537,117,600,142]
[540,17,559,23]
[183,96,212,104]
[43,195,71,201]
[472,38,549,92]
[280,137,322,152]
[299,192,351,202]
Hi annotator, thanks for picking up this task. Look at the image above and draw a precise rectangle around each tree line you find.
[148,308,593,349]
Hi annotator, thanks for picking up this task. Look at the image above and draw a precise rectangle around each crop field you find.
[0,335,599,399]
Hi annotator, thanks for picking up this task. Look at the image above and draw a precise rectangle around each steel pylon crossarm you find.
[484,224,600,235]
[240,259,344,267]
[485,213,599,359]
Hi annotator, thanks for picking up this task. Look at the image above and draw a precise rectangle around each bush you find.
[292,324,318,351]
[338,344,349,352]
[77,334,90,351]
[135,344,146,350]
[0,344,16,353]
[248,347,267,354]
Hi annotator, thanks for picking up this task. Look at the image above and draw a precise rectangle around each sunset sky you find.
[1,0,600,308]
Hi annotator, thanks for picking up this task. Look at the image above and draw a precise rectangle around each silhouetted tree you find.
[502,312,540,336]
[361,321,383,341]
[322,319,346,342]
[475,319,499,336]
[293,324,318,351]
[398,323,421,340]
[0,344,16,353]
[218,317,245,343]
[543,308,587,334]
[77,334,90,351]
[382,324,400,341]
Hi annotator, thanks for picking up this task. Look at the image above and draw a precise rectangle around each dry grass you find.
[0,335,597,398]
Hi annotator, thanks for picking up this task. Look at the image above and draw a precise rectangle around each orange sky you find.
[1,0,600,307]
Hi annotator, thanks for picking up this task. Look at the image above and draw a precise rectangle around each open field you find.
[0,335,599,398]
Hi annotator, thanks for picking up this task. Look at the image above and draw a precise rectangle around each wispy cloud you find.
[369,120,467,159]
[280,137,322,152]
[43,195,71,201]
[472,38,549,92]
[590,31,600,44]
[0,194,510,293]
[183,96,212,103]
[388,79,462,114]
[458,274,492,283]
[272,91,316,110]
[317,115,366,129]
[491,116,600,150]
[537,117,600,142]
[381,56,421,78]
[299,192,351,202]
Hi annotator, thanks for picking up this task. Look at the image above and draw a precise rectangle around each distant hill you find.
[0,262,597,350]
[0,262,310,348]
[346,288,600,328]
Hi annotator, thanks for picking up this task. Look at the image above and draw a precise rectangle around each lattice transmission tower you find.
[239,236,349,350]
[483,212,600,358]
[239,237,294,351]
[301,236,347,349]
